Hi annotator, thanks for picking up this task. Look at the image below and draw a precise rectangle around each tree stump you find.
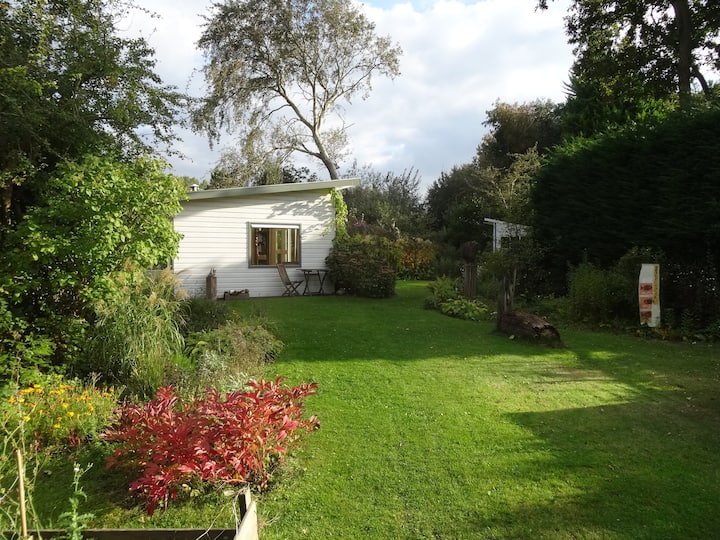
[495,272,562,346]
[498,310,563,347]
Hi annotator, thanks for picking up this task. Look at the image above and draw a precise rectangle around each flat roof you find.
[186,178,360,200]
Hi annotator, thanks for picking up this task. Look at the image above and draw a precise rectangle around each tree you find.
[342,164,428,237]
[537,0,720,109]
[208,147,319,188]
[1,156,185,370]
[0,1,187,374]
[195,0,402,179]
[532,105,720,273]
[477,100,562,170]
[0,0,186,233]
[426,101,560,246]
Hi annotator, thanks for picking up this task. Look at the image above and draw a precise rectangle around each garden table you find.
[300,268,329,295]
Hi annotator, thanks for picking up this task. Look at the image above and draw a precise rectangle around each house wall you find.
[173,190,336,298]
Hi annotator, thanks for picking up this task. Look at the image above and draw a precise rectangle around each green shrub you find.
[326,234,398,298]
[424,277,460,310]
[439,298,491,322]
[185,319,284,392]
[78,264,185,399]
[0,298,56,382]
[179,297,236,335]
[567,263,633,323]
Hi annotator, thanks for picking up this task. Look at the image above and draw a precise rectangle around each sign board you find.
[638,263,660,327]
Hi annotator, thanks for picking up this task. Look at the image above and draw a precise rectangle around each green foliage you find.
[661,259,720,336]
[425,278,490,321]
[0,0,186,231]
[185,319,284,393]
[78,264,186,399]
[426,101,560,250]
[424,277,460,310]
[58,462,95,540]
[0,298,56,381]
[567,263,635,323]
[438,298,491,322]
[330,188,349,242]
[342,165,428,237]
[179,298,237,335]
[2,155,185,371]
[195,0,401,179]
[326,235,398,298]
[533,105,720,276]
[2,375,118,450]
[538,0,720,108]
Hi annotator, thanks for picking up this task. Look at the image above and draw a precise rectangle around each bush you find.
[102,379,319,515]
[424,277,460,310]
[1,374,118,450]
[425,279,491,322]
[396,237,437,280]
[326,235,398,298]
[185,319,284,392]
[439,298,492,322]
[179,297,236,335]
[78,264,185,399]
[567,263,634,323]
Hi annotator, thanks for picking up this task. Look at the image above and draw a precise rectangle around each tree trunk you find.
[498,310,563,347]
[671,0,693,108]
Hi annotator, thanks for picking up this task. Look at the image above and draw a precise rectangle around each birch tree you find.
[195,0,402,179]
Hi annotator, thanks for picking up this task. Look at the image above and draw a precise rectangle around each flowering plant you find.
[2,375,118,449]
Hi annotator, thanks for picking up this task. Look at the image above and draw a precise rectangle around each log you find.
[498,310,563,347]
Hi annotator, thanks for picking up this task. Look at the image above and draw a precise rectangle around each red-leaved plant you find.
[102,378,319,515]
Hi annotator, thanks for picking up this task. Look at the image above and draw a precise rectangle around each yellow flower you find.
[67,411,75,418]
[24,415,31,422]
[62,402,70,409]
[53,423,61,429]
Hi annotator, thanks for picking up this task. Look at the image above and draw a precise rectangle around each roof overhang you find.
[186,178,360,201]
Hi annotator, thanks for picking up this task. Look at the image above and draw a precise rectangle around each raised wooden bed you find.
[4,491,258,540]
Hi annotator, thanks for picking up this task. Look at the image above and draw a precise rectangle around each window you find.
[250,224,300,266]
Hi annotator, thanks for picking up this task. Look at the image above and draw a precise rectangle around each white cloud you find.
[137,0,574,190]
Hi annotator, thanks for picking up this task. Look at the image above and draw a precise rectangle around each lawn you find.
[234,281,720,539]
[28,281,720,538]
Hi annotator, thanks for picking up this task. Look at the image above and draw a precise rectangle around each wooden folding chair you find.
[277,263,303,296]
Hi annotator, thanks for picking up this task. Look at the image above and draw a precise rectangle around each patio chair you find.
[277,263,303,296]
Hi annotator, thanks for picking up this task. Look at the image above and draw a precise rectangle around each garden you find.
[3,281,719,539]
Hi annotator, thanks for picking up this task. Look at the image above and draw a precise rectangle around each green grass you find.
[28,281,720,538]
[234,282,720,539]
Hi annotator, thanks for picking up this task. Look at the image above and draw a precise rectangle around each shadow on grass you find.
[496,397,720,539]
[235,283,720,538]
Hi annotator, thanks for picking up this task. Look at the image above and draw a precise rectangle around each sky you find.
[133,0,575,191]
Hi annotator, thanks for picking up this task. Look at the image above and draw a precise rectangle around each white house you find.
[173,178,359,298]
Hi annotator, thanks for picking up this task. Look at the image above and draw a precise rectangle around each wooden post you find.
[463,263,477,299]
[206,269,217,300]
[460,241,480,299]
[16,449,28,540]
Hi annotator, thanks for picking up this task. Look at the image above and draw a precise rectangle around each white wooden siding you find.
[173,190,336,298]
